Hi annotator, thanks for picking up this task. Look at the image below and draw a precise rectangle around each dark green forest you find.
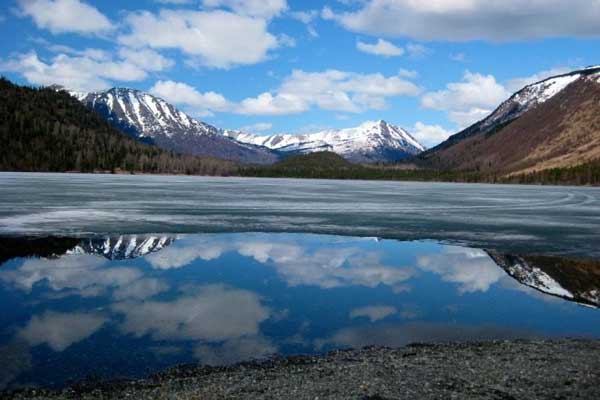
[0,78,238,175]
[242,152,600,186]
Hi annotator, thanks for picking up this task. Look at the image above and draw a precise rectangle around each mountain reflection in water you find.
[0,233,599,390]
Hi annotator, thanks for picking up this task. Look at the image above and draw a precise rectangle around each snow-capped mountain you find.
[71,88,279,165]
[489,252,600,308]
[437,66,600,148]
[224,120,425,163]
[68,235,175,260]
[420,66,600,175]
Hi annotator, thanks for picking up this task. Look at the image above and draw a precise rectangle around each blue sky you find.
[1,0,600,147]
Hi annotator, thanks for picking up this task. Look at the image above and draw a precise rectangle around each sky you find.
[1,0,600,147]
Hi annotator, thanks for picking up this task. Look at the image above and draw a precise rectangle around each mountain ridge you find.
[225,120,425,163]
[72,87,280,165]
[418,66,600,176]
[69,86,425,164]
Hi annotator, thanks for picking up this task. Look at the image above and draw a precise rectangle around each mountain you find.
[224,120,425,163]
[489,252,600,308]
[72,88,279,165]
[419,66,600,176]
[0,78,237,175]
[67,235,175,260]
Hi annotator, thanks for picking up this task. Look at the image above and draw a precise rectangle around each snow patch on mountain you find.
[68,235,175,260]
[72,88,218,139]
[504,259,573,298]
[456,66,600,139]
[224,120,425,163]
[69,87,280,164]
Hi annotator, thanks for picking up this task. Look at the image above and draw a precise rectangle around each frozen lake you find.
[1,172,600,256]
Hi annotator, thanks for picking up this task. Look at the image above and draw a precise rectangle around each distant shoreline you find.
[1,169,599,187]
[5,340,600,399]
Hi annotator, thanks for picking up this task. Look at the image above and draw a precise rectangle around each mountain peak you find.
[224,120,425,163]
[72,87,280,164]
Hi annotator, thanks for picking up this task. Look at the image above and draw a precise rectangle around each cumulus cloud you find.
[144,237,227,269]
[421,71,510,127]
[410,122,453,148]
[112,278,169,301]
[148,69,420,116]
[356,38,404,57]
[323,0,600,41]
[141,235,415,291]
[238,69,421,115]
[350,305,397,322]
[202,0,287,19]
[117,48,175,72]
[417,247,506,294]
[237,240,415,290]
[17,0,113,35]
[420,67,574,129]
[150,80,232,117]
[18,311,107,352]
[118,9,280,69]
[0,49,172,92]
[113,284,270,342]
[289,9,319,37]
[0,254,143,297]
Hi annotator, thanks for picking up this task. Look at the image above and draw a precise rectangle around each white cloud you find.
[417,247,506,294]
[451,52,467,62]
[406,43,430,58]
[17,0,113,35]
[239,122,273,132]
[420,67,574,129]
[289,9,319,37]
[117,48,175,72]
[18,311,107,352]
[112,278,169,300]
[119,9,280,68]
[323,0,600,41]
[421,71,510,127]
[238,91,308,115]
[357,38,404,57]
[398,68,418,79]
[0,254,142,296]
[113,284,270,342]
[289,9,318,24]
[238,69,421,115]
[202,0,287,19]
[0,50,172,92]
[349,305,397,322]
[411,122,453,148]
[150,80,232,116]
[236,240,415,289]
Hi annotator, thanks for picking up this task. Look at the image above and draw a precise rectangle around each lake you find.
[1,173,599,389]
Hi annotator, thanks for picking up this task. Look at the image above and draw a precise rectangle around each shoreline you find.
[6,339,600,399]
[1,170,598,188]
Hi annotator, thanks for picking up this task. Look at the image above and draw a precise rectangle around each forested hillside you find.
[0,78,238,175]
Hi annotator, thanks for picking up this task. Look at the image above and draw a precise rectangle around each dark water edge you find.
[5,340,600,400]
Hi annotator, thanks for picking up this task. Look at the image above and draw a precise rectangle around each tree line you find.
[0,78,238,176]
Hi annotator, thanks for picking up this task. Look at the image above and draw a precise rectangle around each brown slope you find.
[420,77,600,176]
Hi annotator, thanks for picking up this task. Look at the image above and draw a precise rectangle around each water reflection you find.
[0,233,599,390]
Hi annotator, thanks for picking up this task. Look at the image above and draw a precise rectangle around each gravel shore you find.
[6,340,600,399]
